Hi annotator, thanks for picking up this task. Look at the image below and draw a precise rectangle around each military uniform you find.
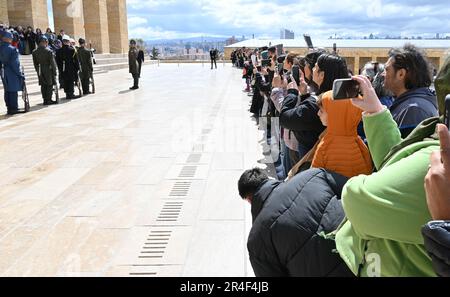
[129,46,139,89]
[77,46,93,95]
[55,43,79,99]
[210,49,218,69]
[32,44,57,105]
[0,32,23,115]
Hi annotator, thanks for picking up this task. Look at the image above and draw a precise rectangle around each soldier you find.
[128,39,139,90]
[137,45,145,78]
[77,38,93,95]
[32,36,58,105]
[0,30,23,115]
[55,35,79,99]
[210,48,218,70]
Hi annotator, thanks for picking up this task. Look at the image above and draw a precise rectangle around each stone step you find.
[0,61,154,90]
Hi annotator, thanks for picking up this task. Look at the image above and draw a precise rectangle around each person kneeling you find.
[237,167,353,277]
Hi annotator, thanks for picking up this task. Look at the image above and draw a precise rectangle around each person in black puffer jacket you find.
[237,167,353,277]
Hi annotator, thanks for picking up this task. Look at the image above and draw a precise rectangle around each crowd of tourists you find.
[233,43,450,277]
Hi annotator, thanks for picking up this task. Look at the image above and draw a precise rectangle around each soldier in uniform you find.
[128,40,139,90]
[55,35,79,99]
[0,30,23,115]
[210,48,218,70]
[32,36,58,105]
[77,38,93,96]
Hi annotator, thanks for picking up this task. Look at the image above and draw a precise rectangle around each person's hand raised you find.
[350,75,384,114]
[287,74,298,91]
[425,124,450,220]
[298,69,308,95]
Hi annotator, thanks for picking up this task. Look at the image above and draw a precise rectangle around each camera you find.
[261,59,272,67]
[261,50,269,60]
[277,55,286,64]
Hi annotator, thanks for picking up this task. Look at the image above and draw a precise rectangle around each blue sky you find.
[48,0,450,40]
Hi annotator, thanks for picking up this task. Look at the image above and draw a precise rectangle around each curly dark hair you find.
[388,44,432,90]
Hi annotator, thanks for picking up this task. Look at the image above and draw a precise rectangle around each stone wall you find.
[225,46,447,74]
[0,0,9,24]
[52,0,85,40]
[7,0,49,30]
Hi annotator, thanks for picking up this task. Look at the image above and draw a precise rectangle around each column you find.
[7,0,49,30]
[107,0,129,54]
[83,0,110,53]
[52,0,85,40]
[0,0,8,24]
[354,56,360,76]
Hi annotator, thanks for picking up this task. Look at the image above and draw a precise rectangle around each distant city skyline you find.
[45,0,450,41]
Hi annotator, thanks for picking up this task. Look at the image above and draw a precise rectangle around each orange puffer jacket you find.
[311,91,373,178]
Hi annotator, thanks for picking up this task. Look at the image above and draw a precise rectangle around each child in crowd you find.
[312,90,373,178]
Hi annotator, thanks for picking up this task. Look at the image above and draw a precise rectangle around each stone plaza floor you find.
[0,63,274,276]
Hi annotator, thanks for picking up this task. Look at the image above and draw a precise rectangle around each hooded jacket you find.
[335,110,440,276]
[248,168,353,277]
[390,87,438,138]
[312,91,373,178]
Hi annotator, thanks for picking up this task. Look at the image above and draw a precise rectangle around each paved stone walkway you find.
[0,63,271,276]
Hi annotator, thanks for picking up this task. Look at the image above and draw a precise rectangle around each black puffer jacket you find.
[280,89,326,151]
[248,168,352,277]
[422,221,450,277]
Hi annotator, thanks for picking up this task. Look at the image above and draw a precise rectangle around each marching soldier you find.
[128,39,139,90]
[210,48,218,70]
[77,38,93,96]
[55,35,79,99]
[32,36,58,105]
[0,30,23,115]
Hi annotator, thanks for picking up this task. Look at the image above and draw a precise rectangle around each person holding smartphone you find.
[333,69,449,276]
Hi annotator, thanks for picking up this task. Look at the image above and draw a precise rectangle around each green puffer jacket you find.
[335,109,440,277]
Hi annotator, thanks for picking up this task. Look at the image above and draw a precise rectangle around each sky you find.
[47,0,450,40]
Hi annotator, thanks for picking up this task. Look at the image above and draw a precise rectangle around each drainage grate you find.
[156,202,183,222]
[129,272,157,276]
[139,229,173,260]
[169,181,192,197]
[178,166,197,178]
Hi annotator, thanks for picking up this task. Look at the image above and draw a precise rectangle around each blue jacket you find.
[0,42,23,92]
[390,87,438,138]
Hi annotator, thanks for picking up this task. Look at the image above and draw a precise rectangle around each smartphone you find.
[292,65,300,86]
[332,78,360,100]
[261,59,271,67]
[445,94,450,130]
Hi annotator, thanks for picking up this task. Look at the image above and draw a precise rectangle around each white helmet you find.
[62,34,71,41]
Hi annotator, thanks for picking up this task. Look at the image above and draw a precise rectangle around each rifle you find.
[20,66,30,112]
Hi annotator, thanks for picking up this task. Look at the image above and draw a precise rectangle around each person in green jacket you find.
[334,70,448,277]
